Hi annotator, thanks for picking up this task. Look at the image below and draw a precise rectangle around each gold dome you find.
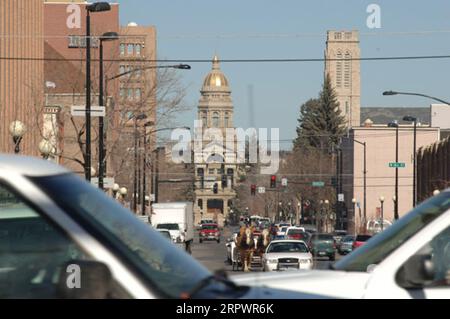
[202,55,230,91]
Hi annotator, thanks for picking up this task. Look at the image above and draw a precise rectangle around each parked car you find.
[0,155,316,299]
[337,235,355,255]
[262,240,313,271]
[233,190,450,298]
[199,223,221,243]
[308,233,336,261]
[302,225,318,235]
[352,234,372,250]
[198,219,214,229]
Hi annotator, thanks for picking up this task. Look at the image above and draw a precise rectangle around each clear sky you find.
[118,0,450,148]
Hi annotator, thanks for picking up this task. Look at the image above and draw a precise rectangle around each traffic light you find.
[213,183,219,194]
[270,175,277,188]
[251,184,256,196]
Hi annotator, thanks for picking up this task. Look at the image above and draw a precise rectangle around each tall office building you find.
[0,0,44,155]
[324,30,361,128]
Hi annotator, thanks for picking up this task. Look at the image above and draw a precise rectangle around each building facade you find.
[194,56,239,227]
[342,121,440,234]
[324,30,361,128]
[0,0,44,156]
[114,23,157,199]
[43,1,120,177]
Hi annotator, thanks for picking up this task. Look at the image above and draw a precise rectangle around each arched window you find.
[344,52,351,88]
[224,112,230,127]
[212,112,220,128]
[201,111,207,127]
[336,52,343,88]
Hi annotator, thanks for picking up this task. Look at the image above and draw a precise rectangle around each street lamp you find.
[383,90,450,106]
[112,183,120,199]
[98,31,119,190]
[85,2,112,182]
[388,121,399,220]
[132,113,148,213]
[379,196,385,232]
[433,189,441,196]
[353,139,367,228]
[39,139,54,159]
[403,115,417,207]
[9,121,26,154]
[119,187,128,204]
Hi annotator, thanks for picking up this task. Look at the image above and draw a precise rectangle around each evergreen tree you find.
[294,74,346,150]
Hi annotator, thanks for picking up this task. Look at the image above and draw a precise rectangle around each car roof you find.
[269,240,307,244]
[0,154,70,177]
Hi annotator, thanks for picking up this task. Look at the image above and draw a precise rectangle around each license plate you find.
[318,252,326,256]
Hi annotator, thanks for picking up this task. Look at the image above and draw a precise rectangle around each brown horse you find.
[254,229,271,258]
[236,226,255,272]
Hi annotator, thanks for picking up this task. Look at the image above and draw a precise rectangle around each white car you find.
[0,155,315,299]
[233,190,450,299]
[262,240,313,271]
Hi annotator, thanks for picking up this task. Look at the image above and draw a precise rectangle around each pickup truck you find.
[233,190,450,299]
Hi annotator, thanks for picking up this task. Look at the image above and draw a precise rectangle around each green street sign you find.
[389,162,406,168]
[312,181,325,187]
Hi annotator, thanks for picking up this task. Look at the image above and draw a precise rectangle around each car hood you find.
[231,270,371,299]
[264,252,312,260]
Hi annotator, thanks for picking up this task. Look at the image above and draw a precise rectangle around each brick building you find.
[0,0,44,156]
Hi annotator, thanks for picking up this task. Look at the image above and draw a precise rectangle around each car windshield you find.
[202,225,218,230]
[287,229,303,235]
[157,224,179,230]
[267,242,308,253]
[31,174,212,298]
[334,192,450,272]
[355,235,371,242]
[342,236,355,242]
[312,234,333,241]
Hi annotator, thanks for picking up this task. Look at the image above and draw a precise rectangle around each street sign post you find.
[258,187,266,194]
[389,162,406,168]
[312,181,325,187]
[71,106,106,117]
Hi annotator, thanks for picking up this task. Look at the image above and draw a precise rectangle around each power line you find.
[3,54,450,63]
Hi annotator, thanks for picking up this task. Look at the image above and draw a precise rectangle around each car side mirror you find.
[57,260,113,299]
[396,254,435,289]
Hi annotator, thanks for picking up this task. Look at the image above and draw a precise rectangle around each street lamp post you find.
[133,114,147,213]
[379,196,385,232]
[85,2,111,182]
[9,121,26,154]
[353,139,367,230]
[39,139,53,159]
[98,31,119,190]
[388,121,399,220]
[324,200,330,233]
[403,115,418,207]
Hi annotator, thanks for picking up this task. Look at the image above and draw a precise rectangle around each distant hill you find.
[361,107,430,125]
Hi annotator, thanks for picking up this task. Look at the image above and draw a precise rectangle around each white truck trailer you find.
[151,202,194,253]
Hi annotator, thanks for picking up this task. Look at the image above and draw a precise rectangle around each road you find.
[191,226,342,274]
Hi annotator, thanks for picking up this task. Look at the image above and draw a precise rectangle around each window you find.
[0,183,88,298]
[201,111,207,127]
[135,88,142,101]
[128,89,133,100]
[344,52,351,88]
[334,32,342,40]
[224,112,230,127]
[212,112,220,128]
[209,169,215,175]
[120,44,126,56]
[336,52,343,88]
[135,44,142,56]
[120,88,126,99]
[127,44,134,55]
[198,199,203,208]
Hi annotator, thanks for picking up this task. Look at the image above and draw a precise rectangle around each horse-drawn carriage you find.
[232,226,271,272]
